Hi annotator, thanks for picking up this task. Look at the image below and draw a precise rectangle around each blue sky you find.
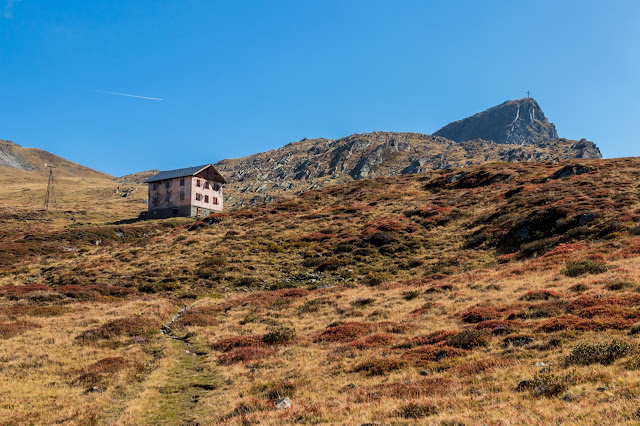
[1,1,638,176]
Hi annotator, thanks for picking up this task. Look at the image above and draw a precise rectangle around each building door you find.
[197,207,202,216]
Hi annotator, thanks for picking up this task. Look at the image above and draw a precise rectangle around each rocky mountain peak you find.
[434,98,559,145]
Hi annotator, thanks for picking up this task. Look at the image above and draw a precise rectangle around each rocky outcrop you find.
[434,98,559,145]
[216,132,603,207]
[571,139,602,159]
[0,140,32,170]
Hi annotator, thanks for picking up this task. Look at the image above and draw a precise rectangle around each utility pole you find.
[44,164,56,211]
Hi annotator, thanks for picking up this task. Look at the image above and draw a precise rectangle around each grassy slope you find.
[0,157,640,424]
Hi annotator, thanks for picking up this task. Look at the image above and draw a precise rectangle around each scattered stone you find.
[510,336,535,347]
[340,383,358,393]
[550,163,592,180]
[578,213,596,225]
[274,397,291,410]
[534,362,548,367]
[562,392,579,401]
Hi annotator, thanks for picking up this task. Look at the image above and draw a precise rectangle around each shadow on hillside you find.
[109,216,147,225]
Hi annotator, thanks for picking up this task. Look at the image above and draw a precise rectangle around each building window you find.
[165,181,170,188]
[204,181,209,189]
[180,190,185,200]
[152,183,158,190]
[195,193,201,201]
[204,195,209,203]
[152,196,159,208]
[172,208,179,216]
[180,178,185,186]
[212,197,218,205]
[213,183,220,191]
[196,179,201,187]
[165,194,170,202]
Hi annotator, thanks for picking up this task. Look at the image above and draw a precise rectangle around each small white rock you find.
[274,397,291,410]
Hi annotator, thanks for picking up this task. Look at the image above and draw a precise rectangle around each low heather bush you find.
[0,321,40,339]
[564,340,636,366]
[352,359,405,376]
[262,325,296,345]
[516,372,576,398]
[562,260,608,277]
[445,329,489,350]
[396,402,438,419]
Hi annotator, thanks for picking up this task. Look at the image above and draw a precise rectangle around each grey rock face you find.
[571,139,602,159]
[434,98,559,145]
[0,141,32,170]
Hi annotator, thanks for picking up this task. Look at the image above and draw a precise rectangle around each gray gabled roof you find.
[144,164,211,183]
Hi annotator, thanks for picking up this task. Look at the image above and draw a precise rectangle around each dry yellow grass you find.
[0,157,640,424]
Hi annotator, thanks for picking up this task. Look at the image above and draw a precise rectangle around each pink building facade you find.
[145,164,226,218]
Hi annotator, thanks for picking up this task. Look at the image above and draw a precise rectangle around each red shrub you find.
[56,285,101,300]
[410,305,433,316]
[76,316,159,342]
[276,288,310,298]
[378,321,414,334]
[88,285,137,297]
[461,304,523,323]
[542,243,588,259]
[574,305,640,321]
[568,295,640,311]
[73,356,139,386]
[424,283,455,293]
[0,284,53,297]
[537,315,633,332]
[174,306,223,328]
[91,357,129,373]
[407,330,460,347]
[234,288,310,309]
[349,333,395,350]
[0,321,40,339]
[300,232,333,242]
[315,322,376,343]
[402,343,466,364]
[218,346,275,365]
[363,215,413,234]
[473,320,525,334]
[2,305,68,317]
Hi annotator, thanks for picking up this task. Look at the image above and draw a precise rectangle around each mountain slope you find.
[215,132,601,207]
[434,98,559,145]
[0,139,110,178]
[0,157,639,424]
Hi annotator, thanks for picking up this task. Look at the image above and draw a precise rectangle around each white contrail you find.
[96,90,164,101]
